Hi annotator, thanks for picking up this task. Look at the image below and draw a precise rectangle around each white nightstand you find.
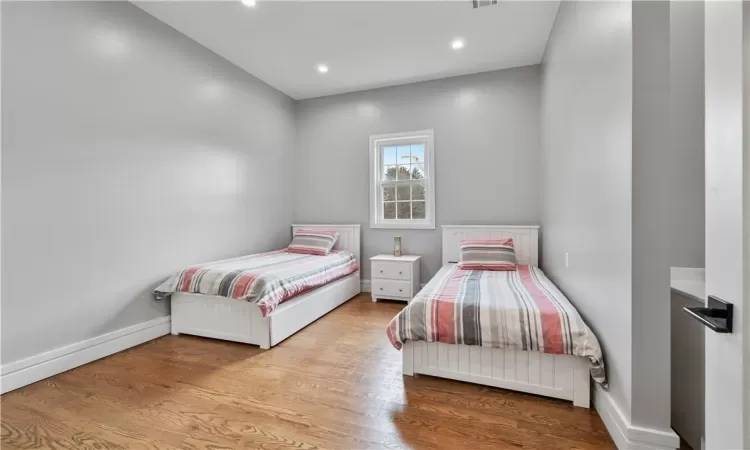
[370,255,421,303]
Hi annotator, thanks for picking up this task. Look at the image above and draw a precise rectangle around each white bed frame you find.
[170,224,361,349]
[401,225,592,408]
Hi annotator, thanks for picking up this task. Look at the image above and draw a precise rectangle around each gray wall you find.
[745,4,750,445]
[1,1,296,364]
[543,0,704,434]
[631,1,673,431]
[669,1,705,269]
[634,0,709,435]
[294,67,541,280]
[540,0,633,419]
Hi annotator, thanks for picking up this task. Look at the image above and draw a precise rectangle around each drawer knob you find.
[399,288,403,292]
[399,271,403,275]
[380,270,383,274]
[379,287,383,291]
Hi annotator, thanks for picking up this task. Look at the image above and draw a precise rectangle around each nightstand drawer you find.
[372,279,412,299]
[372,261,411,280]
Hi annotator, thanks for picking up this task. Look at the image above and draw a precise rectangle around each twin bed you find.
[389,226,602,408]
[156,224,602,408]
[160,224,361,349]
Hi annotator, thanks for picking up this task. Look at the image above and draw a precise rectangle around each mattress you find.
[386,263,606,384]
[155,250,358,317]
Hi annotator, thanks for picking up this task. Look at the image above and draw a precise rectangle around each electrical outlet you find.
[564,252,570,268]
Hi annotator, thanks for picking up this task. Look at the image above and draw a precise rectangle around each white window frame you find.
[369,130,435,229]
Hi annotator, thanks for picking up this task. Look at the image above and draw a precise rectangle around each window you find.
[369,130,435,229]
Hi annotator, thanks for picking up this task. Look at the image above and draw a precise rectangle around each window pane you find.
[397,164,411,180]
[411,164,424,180]
[397,184,410,201]
[397,146,411,165]
[383,186,395,202]
[412,201,426,219]
[411,182,425,200]
[410,144,425,165]
[383,146,398,166]
[383,202,396,219]
[397,202,411,219]
[383,165,398,181]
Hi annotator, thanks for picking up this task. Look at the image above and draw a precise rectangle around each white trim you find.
[1,316,171,394]
[594,385,680,450]
[369,130,436,230]
[369,221,436,230]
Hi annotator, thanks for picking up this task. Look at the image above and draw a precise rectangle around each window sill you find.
[370,222,436,230]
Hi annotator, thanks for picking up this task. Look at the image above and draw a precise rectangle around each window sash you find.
[380,179,424,186]
[381,200,427,220]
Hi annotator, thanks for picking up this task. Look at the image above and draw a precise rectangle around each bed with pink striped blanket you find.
[155,250,358,317]
[387,264,606,384]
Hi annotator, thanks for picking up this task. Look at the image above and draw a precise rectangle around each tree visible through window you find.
[381,144,426,220]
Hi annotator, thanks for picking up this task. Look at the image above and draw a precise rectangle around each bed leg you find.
[572,358,591,408]
[402,342,415,376]
[259,331,271,350]
[256,315,272,350]
[372,295,378,303]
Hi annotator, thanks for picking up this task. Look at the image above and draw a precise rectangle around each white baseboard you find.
[1,316,171,394]
[595,384,680,450]
[361,279,425,294]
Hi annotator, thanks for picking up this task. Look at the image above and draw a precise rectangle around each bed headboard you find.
[291,224,361,264]
[442,225,540,266]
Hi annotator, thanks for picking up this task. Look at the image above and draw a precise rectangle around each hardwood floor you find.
[1,294,614,450]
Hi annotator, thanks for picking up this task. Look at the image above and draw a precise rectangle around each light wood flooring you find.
[1,294,615,449]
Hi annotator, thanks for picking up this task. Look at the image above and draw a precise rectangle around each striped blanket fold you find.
[154,250,358,317]
[386,264,606,385]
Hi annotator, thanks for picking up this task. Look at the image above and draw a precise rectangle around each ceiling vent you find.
[473,0,498,8]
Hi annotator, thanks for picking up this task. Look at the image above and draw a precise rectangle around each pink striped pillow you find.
[286,228,340,256]
[457,238,517,271]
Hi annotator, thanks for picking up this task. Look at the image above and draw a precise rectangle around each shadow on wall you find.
[91,284,170,340]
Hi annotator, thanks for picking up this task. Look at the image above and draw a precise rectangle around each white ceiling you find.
[135,1,560,100]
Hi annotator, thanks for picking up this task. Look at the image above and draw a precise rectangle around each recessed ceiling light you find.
[241,0,256,7]
[451,38,465,50]
[317,64,329,74]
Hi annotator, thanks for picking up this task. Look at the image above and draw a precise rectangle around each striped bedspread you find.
[387,264,606,384]
[155,250,358,317]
